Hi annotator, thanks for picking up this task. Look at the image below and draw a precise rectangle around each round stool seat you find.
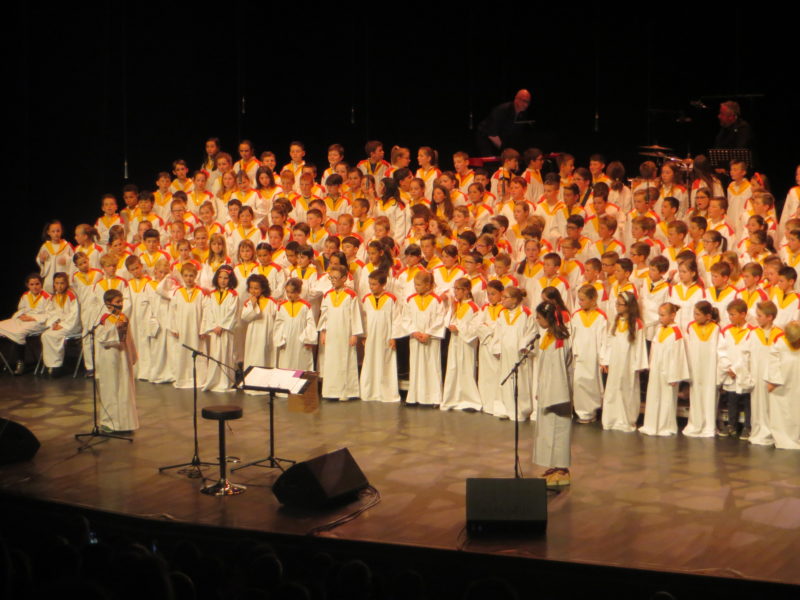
[202,405,243,421]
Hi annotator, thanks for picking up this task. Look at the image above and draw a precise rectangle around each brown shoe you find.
[544,468,571,488]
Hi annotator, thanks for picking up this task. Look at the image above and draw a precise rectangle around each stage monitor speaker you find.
[466,478,547,535]
[273,448,369,509]
[0,418,40,465]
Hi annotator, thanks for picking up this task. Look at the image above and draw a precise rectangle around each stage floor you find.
[1,374,799,587]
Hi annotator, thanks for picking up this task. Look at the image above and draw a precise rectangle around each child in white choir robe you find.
[441,278,482,412]
[240,273,279,375]
[683,302,722,437]
[123,256,156,381]
[95,289,139,432]
[571,285,608,424]
[601,292,648,432]
[40,273,80,374]
[254,243,287,301]
[705,261,738,329]
[736,262,769,326]
[0,274,51,372]
[718,299,754,437]
[71,253,104,374]
[640,256,671,341]
[274,278,317,372]
[149,260,175,383]
[169,263,208,389]
[529,253,572,313]
[318,265,363,401]
[639,303,690,436]
[402,271,449,407]
[360,270,402,403]
[669,257,706,332]
[432,245,466,303]
[496,286,537,421]
[771,266,800,329]
[765,321,800,450]
[201,265,239,393]
[531,301,573,488]
[516,238,544,308]
[95,194,124,245]
[747,301,783,445]
[477,281,505,415]
[72,224,104,272]
[37,221,74,293]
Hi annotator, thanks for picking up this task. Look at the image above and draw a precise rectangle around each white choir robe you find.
[532,333,573,469]
[706,285,738,329]
[718,324,754,396]
[201,289,239,392]
[360,292,402,403]
[95,312,139,431]
[254,263,287,300]
[168,286,208,389]
[477,303,504,415]
[778,185,800,241]
[318,288,363,400]
[669,283,706,332]
[601,318,648,432]
[37,241,74,293]
[771,290,800,330]
[683,321,721,437]
[72,270,103,370]
[765,335,800,450]
[570,308,608,421]
[148,278,175,383]
[496,305,537,421]
[639,324,690,436]
[441,300,482,411]
[241,296,279,374]
[401,292,448,406]
[274,299,317,372]
[127,276,156,380]
[0,291,51,345]
[747,327,783,446]
[41,291,81,368]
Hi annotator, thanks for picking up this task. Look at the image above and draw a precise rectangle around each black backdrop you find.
[7,2,798,314]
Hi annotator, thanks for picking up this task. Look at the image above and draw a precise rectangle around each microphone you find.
[524,332,541,353]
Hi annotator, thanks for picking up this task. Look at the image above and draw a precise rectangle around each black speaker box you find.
[273,448,369,508]
[0,418,40,465]
[466,478,547,535]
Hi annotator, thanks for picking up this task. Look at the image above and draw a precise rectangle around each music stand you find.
[232,366,309,473]
[709,148,752,170]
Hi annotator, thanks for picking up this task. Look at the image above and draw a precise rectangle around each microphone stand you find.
[75,311,133,450]
[158,344,217,478]
[499,333,539,478]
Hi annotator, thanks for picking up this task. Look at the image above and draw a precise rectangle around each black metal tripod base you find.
[159,455,218,479]
[201,479,246,496]
[75,428,133,451]
[231,455,295,473]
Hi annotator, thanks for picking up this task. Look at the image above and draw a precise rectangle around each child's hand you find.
[19,315,35,322]
[349,335,357,347]
[448,324,457,333]
[727,369,736,379]
[600,365,608,373]
[767,383,777,393]
[38,250,49,262]
[320,331,326,345]
[388,338,396,349]
[171,332,179,338]
[213,326,223,336]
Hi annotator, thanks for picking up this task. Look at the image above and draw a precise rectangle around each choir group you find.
[3,137,800,475]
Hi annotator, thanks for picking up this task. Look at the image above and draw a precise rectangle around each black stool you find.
[201,405,245,496]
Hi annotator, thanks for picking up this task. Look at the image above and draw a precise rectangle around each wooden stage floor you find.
[1,374,799,588]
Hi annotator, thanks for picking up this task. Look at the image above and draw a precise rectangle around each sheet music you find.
[243,367,307,393]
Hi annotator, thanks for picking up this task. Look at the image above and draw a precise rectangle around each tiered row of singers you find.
[2,139,800,450]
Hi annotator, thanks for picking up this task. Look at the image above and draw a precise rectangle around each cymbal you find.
[639,144,673,152]
[639,151,668,158]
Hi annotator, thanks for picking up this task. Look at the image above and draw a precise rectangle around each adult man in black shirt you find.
[713,100,753,150]
[476,89,532,156]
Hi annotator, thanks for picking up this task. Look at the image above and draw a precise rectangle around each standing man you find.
[476,89,532,156]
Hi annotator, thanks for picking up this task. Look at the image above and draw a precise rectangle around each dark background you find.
[7,3,798,313]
